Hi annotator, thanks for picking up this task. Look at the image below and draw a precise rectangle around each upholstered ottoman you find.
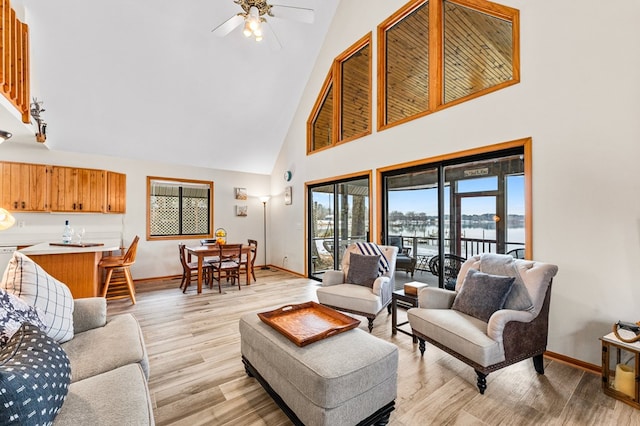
[239,312,398,426]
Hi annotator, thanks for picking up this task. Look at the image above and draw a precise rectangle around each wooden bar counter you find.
[20,240,121,299]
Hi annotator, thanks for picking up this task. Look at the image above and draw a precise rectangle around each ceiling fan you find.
[212,0,314,49]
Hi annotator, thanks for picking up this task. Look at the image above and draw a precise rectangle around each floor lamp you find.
[259,196,270,270]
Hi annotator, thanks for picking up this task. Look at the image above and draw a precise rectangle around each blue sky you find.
[388,175,525,215]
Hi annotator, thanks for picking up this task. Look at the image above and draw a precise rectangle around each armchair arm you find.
[321,270,345,286]
[372,276,390,297]
[486,309,535,343]
[73,297,107,333]
[418,287,457,309]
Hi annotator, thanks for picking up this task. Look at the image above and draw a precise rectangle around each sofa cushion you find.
[451,269,514,322]
[0,287,46,346]
[0,322,71,425]
[1,252,74,343]
[54,363,154,426]
[61,313,149,382]
[346,253,380,288]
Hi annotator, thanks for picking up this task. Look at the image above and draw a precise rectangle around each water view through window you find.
[383,149,526,288]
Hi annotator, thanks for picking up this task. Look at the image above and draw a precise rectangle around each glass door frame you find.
[307,172,373,281]
[377,138,532,288]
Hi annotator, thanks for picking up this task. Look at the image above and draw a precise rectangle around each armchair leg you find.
[475,370,487,394]
[367,318,374,332]
[387,304,392,314]
[532,354,545,374]
[418,338,426,356]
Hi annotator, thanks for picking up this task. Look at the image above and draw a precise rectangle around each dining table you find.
[186,244,254,294]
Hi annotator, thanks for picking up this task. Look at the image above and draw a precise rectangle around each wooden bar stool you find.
[99,236,139,304]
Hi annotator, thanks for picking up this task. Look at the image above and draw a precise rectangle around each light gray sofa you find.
[54,297,154,425]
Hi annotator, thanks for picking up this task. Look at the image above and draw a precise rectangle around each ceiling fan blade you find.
[212,14,244,37]
[263,21,282,51]
[270,5,314,24]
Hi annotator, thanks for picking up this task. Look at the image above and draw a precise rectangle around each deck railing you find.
[1,0,30,122]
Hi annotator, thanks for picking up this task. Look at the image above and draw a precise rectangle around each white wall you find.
[270,0,640,366]
[0,142,270,279]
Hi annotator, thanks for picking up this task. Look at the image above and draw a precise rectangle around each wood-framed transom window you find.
[378,0,519,130]
[307,33,372,154]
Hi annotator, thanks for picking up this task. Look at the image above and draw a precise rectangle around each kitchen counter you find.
[20,240,121,255]
[20,240,124,298]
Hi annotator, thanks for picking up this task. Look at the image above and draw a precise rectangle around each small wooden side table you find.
[392,289,419,343]
[601,331,640,409]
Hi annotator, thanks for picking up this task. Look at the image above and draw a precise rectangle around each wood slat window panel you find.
[383,1,430,127]
[336,32,372,144]
[378,0,519,131]
[313,84,333,151]
[307,69,334,153]
[443,1,514,103]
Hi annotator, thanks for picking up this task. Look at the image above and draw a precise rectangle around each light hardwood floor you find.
[108,269,640,426]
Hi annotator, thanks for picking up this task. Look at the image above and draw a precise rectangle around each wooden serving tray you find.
[49,242,104,247]
[258,301,360,347]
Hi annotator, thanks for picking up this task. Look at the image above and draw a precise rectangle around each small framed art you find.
[236,205,248,216]
[235,187,247,200]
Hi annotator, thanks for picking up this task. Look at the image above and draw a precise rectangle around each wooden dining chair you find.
[179,243,212,293]
[99,236,139,304]
[240,239,257,285]
[211,243,243,293]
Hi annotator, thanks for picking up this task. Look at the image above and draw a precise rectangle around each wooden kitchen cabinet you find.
[105,171,126,213]
[0,161,49,211]
[49,166,105,212]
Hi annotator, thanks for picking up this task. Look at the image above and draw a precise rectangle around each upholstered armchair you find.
[408,253,558,394]
[317,243,398,332]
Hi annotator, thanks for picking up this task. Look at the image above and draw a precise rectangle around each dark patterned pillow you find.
[346,253,381,288]
[0,287,47,347]
[451,269,515,322]
[0,322,71,425]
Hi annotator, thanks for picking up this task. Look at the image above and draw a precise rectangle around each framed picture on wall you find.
[235,187,247,200]
[284,186,292,205]
[236,205,248,216]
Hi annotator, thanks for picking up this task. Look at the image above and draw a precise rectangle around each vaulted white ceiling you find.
[6,0,339,174]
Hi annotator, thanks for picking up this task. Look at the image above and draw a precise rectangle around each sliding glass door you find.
[308,177,370,280]
[382,147,526,289]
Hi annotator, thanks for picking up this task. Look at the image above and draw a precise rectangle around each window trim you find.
[335,32,372,146]
[146,176,214,241]
[307,32,372,154]
[377,0,520,131]
[306,69,334,154]
[375,137,532,259]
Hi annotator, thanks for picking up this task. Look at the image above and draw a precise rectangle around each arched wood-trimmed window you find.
[378,0,519,130]
[307,33,372,154]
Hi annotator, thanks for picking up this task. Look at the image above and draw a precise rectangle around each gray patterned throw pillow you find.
[346,253,381,288]
[451,268,515,322]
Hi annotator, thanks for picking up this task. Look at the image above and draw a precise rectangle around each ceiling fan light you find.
[253,25,263,37]
[242,20,252,37]
[255,35,263,42]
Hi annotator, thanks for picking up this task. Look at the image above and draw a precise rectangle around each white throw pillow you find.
[0,251,74,343]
